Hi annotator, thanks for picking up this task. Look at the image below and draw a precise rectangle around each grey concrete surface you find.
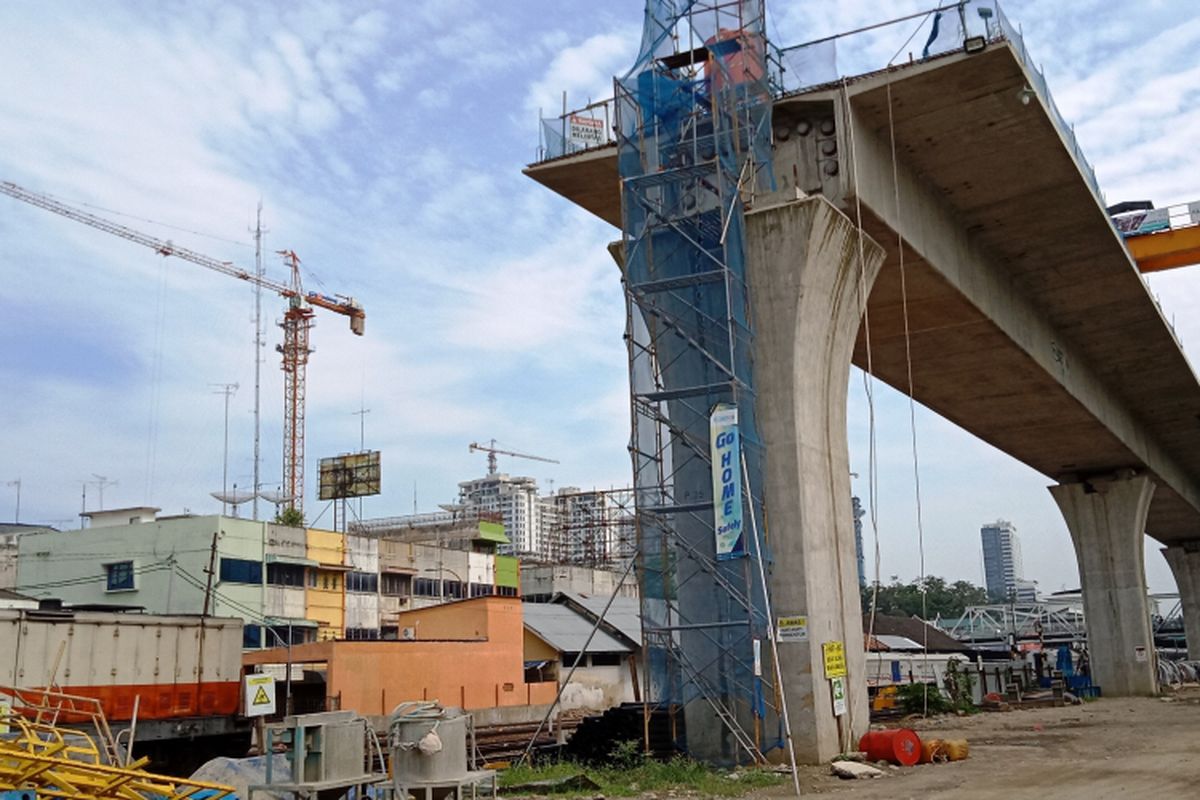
[1162,544,1200,661]
[744,196,885,762]
[1050,474,1158,695]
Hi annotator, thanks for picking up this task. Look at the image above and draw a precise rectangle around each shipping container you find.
[0,609,241,721]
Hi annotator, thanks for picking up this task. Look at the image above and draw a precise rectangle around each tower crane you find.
[0,180,365,515]
[468,440,559,476]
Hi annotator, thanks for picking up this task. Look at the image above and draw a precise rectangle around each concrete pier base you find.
[1162,543,1200,660]
[744,196,884,763]
[1049,474,1158,695]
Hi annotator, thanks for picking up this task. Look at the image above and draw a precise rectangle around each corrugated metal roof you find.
[523,603,632,654]
[557,591,643,646]
[875,634,924,650]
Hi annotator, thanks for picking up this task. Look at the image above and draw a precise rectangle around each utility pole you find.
[211,383,239,515]
[202,530,219,617]
[5,479,19,523]
[252,204,267,522]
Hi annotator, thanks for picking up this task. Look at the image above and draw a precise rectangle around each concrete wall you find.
[521,565,638,600]
[244,597,558,715]
[15,515,265,619]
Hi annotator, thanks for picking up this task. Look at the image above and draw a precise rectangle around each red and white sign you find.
[568,114,605,148]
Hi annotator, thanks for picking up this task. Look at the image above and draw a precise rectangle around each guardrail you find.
[537,97,617,162]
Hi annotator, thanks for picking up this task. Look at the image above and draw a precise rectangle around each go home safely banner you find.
[711,404,745,560]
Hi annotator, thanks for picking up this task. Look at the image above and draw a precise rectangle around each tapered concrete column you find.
[1049,474,1157,695]
[744,196,885,762]
[1161,543,1200,660]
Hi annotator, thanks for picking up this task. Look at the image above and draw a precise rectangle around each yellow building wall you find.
[306,528,346,640]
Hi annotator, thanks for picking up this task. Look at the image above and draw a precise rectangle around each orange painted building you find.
[244,596,557,715]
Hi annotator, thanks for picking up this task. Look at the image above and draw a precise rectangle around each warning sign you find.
[243,673,277,717]
[822,640,847,678]
[831,676,847,716]
[776,615,808,643]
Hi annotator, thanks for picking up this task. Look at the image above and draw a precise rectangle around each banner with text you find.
[711,404,745,559]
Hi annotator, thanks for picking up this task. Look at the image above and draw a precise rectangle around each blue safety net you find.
[616,0,779,765]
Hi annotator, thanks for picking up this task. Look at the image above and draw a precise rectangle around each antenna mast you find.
[253,204,265,521]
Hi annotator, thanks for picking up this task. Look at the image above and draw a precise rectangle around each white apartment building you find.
[458,474,544,557]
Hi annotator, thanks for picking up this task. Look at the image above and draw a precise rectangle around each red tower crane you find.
[0,180,365,515]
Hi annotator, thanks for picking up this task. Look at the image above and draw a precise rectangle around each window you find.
[346,627,380,641]
[268,562,305,587]
[105,561,134,591]
[562,652,584,668]
[414,577,440,597]
[267,625,309,646]
[243,625,262,649]
[590,652,622,667]
[219,558,263,584]
[347,571,378,594]
[442,580,464,599]
[496,585,518,598]
[381,573,410,597]
[469,583,494,598]
[307,570,317,588]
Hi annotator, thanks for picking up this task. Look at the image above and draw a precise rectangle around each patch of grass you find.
[498,752,786,798]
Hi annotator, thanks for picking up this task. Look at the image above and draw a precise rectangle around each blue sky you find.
[1,1,1198,596]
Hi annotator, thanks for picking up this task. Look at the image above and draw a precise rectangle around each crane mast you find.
[0,180,365,516]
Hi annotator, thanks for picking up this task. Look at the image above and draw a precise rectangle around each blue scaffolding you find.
[616,0,779,764]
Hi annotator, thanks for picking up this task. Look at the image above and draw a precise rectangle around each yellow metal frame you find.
[1129,225,1200,273]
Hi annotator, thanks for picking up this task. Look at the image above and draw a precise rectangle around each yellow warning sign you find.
[822,640,847,678]
[243,673,276,717]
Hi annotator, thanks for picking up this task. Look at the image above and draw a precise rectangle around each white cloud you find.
[524,28,640,116]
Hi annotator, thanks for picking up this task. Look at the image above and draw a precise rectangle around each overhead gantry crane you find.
[1112,199,1200,273]
[0,180,365,514]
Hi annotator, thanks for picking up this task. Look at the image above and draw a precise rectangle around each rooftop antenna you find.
[211,382,239,516]
[5,478,19,523]
[90,474,117,510]
[251,203,267,522]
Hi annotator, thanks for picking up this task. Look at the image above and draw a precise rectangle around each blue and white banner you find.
[711,404,745,560]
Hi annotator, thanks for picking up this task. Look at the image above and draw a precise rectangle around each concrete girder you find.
[744,195,885,762]
[830,84,1200,541]
[1050,474,1158,696]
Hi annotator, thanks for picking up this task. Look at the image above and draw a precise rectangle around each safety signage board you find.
[822,640,847,678]
[568,114,605,148]
[243,672,276,717]
[710,404,745,559]
[776,615,808,642]
[831,676,847,716]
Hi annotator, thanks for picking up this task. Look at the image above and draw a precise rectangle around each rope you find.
[884,77,932,716]
[841,77,884,739]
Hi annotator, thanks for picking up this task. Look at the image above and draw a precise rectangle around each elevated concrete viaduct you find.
[527,40,1200,759]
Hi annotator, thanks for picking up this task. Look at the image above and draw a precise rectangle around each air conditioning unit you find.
[401,627,416,640]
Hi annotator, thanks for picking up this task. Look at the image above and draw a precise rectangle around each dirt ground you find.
[760,688,1200,799]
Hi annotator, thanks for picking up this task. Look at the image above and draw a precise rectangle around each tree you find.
[274,507,305,527]
[862,576,987,619]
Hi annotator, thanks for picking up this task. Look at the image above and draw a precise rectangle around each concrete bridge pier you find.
[743,195,884,762]
[1049,474,1158,695]
[1162,543,1200,660]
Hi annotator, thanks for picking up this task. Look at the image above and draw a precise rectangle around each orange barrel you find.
[942,739,969,761]
[859,729,922,766]
[919,738,946,764]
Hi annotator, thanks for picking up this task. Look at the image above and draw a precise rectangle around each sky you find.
[1,1,1198,597]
